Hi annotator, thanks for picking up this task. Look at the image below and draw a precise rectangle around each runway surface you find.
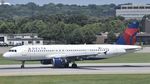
[0,63,150,76]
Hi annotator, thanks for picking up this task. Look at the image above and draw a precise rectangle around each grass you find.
[0,74,150,84]
[0,53,150,65]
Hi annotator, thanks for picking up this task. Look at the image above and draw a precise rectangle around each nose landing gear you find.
[21,61,25,68]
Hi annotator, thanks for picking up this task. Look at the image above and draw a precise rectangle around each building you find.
[145,18,150,33]
[95,33,107,44]
[136,18,150,45]
[95,32,120,44]
[136,32,150,45]
[0,0,11,5]
[0,33,43,46]
[116,4,150,20]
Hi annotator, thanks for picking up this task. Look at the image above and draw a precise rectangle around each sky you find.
[5,0,150,6]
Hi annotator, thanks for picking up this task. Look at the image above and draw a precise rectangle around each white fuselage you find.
[3,44,141,61]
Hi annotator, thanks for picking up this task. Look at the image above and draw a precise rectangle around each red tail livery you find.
[116,21,139,45]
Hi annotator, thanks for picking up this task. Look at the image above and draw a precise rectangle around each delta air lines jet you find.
[3,21,142,68]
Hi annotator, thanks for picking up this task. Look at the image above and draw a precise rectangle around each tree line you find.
[0,14,128,44]
[0,2,116,19]
[0,3,134,44]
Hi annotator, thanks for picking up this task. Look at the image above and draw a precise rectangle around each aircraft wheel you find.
[21,61,25,68]
[64,63,69,68]
[21,65,24,68]
[72,63,77,68]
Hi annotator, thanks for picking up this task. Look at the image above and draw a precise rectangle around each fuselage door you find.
[21,48,30,60]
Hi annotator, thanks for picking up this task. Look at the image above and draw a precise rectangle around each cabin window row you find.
[28,49,104,52]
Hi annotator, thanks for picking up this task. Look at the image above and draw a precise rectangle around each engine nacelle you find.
[52,58,67,68]
[41,60,52,65]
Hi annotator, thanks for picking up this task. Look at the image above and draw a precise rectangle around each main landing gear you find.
[71,62,77,68]
[64,63,69,68]
[21,61,25,68]
[64,62,77,68]
[20,60,77,68]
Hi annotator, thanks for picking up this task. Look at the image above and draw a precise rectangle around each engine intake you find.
[41,60,52,65]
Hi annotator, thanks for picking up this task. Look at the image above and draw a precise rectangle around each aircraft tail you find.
[116,21,139,45]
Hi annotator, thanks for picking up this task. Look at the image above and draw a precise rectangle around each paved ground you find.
[136,47,150,53]
[0,63,150,76]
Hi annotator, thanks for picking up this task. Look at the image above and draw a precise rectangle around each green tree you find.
[63,24,80,43]
[83,23,103,34]
[80,27,96,44]
[71,28,84,44]
[107,31,116,44]
[0,21,16,33]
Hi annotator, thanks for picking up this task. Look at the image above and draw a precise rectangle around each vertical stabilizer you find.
[116,21,139,45]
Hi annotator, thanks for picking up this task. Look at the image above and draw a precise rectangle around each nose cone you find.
[3,52,10,59]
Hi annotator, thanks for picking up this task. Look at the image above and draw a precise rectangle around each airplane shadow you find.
[0,65,149,70]
[0,66,52,70]
[76,65,150,70]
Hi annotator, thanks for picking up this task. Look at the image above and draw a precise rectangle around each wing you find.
[45,51,107,59]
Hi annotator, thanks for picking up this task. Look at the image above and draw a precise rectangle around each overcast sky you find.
[6,0,150,5]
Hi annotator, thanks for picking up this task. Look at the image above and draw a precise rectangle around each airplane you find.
[3,21,142,68]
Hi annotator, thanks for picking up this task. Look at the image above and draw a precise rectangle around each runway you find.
[0,63,150,76]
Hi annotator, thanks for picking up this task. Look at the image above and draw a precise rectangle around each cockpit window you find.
[9,50,17,52]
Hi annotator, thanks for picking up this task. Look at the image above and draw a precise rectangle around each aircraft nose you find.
[3,53,10,58]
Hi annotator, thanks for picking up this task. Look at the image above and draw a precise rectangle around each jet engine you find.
[41,60,52,65]
[52,58,69,68]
